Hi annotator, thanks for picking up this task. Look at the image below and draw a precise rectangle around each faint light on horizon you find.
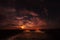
[20,25,26,29]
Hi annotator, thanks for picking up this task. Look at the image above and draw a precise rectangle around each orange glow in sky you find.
[20,25,26,29]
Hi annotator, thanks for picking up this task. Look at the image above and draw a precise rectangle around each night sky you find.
[0,0,60,29]
[48,0,60,29]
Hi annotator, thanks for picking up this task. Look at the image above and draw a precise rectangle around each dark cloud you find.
[0,0,60,30]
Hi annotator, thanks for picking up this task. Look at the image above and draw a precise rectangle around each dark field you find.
[0,29,60,40]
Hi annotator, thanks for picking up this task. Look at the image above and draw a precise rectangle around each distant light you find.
[24,30,30,32]
[20,25,26,29]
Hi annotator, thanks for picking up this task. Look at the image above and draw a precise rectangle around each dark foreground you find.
[0,29,60,40]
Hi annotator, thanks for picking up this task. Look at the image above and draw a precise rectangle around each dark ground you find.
[0,29,60,40]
